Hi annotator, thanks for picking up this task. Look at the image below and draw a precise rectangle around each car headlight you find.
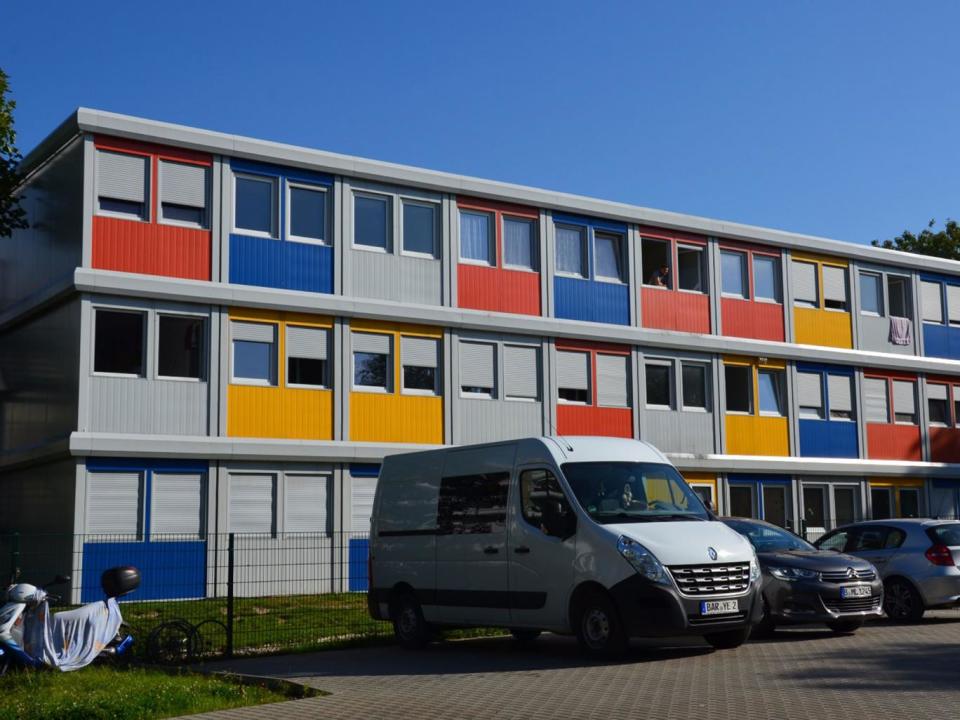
[750,549,762,583]
[617,536,669,585]
[769,566,819,581]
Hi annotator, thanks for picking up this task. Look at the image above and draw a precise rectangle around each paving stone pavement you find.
[179,611,960,720]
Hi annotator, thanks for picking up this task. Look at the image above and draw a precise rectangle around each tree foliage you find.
[0,68,27,238]
[872,219,960,261]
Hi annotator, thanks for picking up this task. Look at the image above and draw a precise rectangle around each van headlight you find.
[617,536,669,585]
[769,566,818,581]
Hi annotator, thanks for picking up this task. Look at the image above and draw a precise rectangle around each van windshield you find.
[561,462,709,523]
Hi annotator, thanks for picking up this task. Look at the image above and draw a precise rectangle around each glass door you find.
[899,488,921,518]
[728,485,754,518]
[762,485,788,528]
[832,486,858,527]
[871,487,893,519]
[801,485,827,541]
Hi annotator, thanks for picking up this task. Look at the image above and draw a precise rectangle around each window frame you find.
[157,159,208,230]
[792,259,820,308]
[891,378,918,425]
[154,311,207,383]
[720,249,749,299]
[503,342,541,402]
[826,372,855,422]
[556,348,592,405]
[352,191,393,253]
[285,324,331,390]
[95,148,151,223]
[554,223,589,279]
[797,370,825,420]
[859,271,884,317]
[400,335,440,397]
[752,254,781,304]
[676,243,706,295]
[757,368,786,417]
[640,236,673,290]
[501,215,538,272]
[680,361,710,412]
[285,180,330,246]
[886,274,910,319]
[723,363,754,415]
[927,381,951,428]
[821,263,849,312]
[458,209,496,266]
[233,172,279,239]
[92,307,148,379]
[352,350,392,394]
[459,340,497,399]
[644,359,674,410]
[593,230,626,284]
[230,323,278,387]
[400,197,440,260]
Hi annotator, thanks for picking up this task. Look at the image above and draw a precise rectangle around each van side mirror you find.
[542,500,576,539]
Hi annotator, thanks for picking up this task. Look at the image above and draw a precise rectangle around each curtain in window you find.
[503,218,534,269]
[556,227,584,275]
[460,212,491,263]
[594,233,622,280]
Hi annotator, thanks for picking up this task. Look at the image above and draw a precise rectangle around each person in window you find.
[648,264,670,287]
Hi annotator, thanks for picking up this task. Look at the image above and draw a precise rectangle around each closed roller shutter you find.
[96,150,148,202]
[827,374,853,413]
[159,160,207,208]
[596,354,629,407]
[352,332,391,355]
[151,473,203,537]
[922,281,943,323]
[947,285,960,324]
[285,474,330,533]
[928,383,948,401]
[892,380,916,416]
[557,350,590,391]
[797,372,822,409]
[460,341,495,390]
[229,474,275,534]
[503,345,539,399]
[793,261,818,305]
[352,477,378,532]
[86,472,142,536]
[286,326,327,360]
[863,378,889,423]
[823,266,847,305]
[401,336,438,368]
[232,321,275,343]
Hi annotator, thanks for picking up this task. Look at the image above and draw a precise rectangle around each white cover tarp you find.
[23,597,122,671]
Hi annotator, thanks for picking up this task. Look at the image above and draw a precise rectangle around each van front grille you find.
[668,563,751,597]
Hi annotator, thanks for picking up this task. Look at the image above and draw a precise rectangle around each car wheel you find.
[509,628,541,646]
[391,592,431,649]
[827,619,863,634]
[575,590,627,658]
[705,627,751,650]
[883,579,925,623]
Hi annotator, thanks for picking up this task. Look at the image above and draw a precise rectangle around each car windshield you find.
[561,462,709,523]
[723,519,813,552]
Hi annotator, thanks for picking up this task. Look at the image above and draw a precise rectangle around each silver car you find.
[814,519,960,622]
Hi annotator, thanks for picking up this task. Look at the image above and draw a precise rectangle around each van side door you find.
[508,466,577,631]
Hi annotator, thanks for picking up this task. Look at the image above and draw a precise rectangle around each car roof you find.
[832,518,960,530]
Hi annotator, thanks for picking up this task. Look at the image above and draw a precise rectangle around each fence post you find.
[226,532,235,658]
[10,532,20,584]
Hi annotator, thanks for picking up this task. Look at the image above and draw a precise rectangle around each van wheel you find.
[827,619,863,634]
[884,579,925,623]
[391,592,430,649]
[575,591,626,658]
[510,628,541,646]
[705,627,751,649]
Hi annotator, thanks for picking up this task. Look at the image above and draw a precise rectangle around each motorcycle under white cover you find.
[22,598,122,671]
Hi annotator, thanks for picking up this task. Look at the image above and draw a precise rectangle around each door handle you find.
[483,546,499,555]
[514,546,531,554]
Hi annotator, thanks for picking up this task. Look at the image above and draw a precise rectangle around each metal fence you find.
[0,531,391,662]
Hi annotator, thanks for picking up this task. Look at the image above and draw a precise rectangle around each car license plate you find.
[840,585,872,599]
[701,599,739,616]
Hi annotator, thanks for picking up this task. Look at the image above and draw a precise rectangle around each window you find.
[503,345,540,400]
[724,365,752,413]
[159,160,207,227]
[286,325,329,387]
[229,474,275,534]
[594,231,623,282]
[235,175,276,236]
[797,371,823,419]
[691,484,714,510]
[928,383,949,426]
[677,245,704,292]
[763,485,788,527]
[352,332,391,391]
[823,265,848,310]
[728,485,754,518]
[285,474,331,533]
[859,272,882,315]
[681,363,708,410]
[288,184,327,243]
[887,276,908,318]
[753,256,780,302]
[892,379,917,424]
[556,225,586,277]
[947,285,960,326]
[870,490,892,520]
[642,238,671,287]
[793,260,818,307]
[355,194,390,250]
[460,341,495,397]
[520,469,575,538]
[954,385,960,426]
[757,369,785,416]
[231,321,276,385]
[157,315,204,380]
[437,472,510,534]
[351,473,378,531]
[401,336,439,394]
[596,354,629,407]
[94,310,145,375]
[96,149,148,220]
[863,377,890,423]
[86,472,143,536]
[828,374,854,420]
[557,350,590,403]
[503,217,536,270]
[921,280,943,323]
[645,362,672,408]
[721,251,747,298]
[402,201,437,256]
[834,487,857,526]
[460,211,493,264]
[151,472,204,538]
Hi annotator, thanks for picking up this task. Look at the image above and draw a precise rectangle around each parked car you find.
[814,519,960,622]
[368,437,763,656]
[722,517,882,634]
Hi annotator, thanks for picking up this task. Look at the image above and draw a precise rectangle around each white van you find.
[367,436,762,655]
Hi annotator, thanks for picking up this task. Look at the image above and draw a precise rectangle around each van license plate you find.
[700,600,739,616]
[840,585,872,599]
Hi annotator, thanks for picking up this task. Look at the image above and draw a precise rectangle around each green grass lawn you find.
[0,666,295,720]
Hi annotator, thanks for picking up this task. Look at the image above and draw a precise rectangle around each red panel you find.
[94,135,212,165]
[557,405,633,438]
[641,288,710,334]
[93,216,211,280]
[636,225,706,246]
[458,264,540,315]
[864,369,918,382]
[456,195,539,219]
[866,424,922,461]
[721,298,784,341]
[930,428,960,463]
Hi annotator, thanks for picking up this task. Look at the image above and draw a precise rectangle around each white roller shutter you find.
[892,380,916,416]
[352,332,391,355]
[503,345,539,399]
[928,383,948,401]
[460,341,495,390]
[286,326,327,360]
[793,261,818,305]
[229,474,275,534]
[96,150,148,203]
[596,354,629,407]
[828,374,853,413]
[151,473,203,538]
[401,336,438,368]
[922,281,944,323]
[159,160,207,208]
[86,472,142,536]
[823,266,847,305]
[797,372,823,409]
[557,351,590,391]
[863,378,889,423]
[947,285,960,324]
[284,474,330,533]
[351,477,378,532]
[232,321,275,343]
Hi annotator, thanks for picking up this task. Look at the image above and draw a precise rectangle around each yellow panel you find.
[794,307,853,348]
[229,307,332,327]
[725,415,789,456]
[868,478,924,488]
[792,251,848,268]
[350,392,443,443]
[682,472,717,484]
[350,318,442,338]
[228,386,333,439]
[723,356,785,370]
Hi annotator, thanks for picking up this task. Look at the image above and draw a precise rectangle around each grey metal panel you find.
[922,281,943,323]
[286,325,328,360]
[597,353,629,407]
[95,149,147,202]
[797,372,822,408]
[457,398,544,445]
[823,265,847,303]
[350,250,442,305]
[284,473,330,533]
[638,408,715,455]
[864,378,889,422]
[892,380,916,415]
[352,331,390,354]
[86,471,141,534]
[793,260,818,304]
[858,313,914,355]
[401,336,438,368]
[232,320,274,343]
[87,375,209,435]
[460,341,495,389]
[151,472,203,536]
[556,350,589,390]
[159,160,206,208]
[503,345,539,399]
[828,374,853,413]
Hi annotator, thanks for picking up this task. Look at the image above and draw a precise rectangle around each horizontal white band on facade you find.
[67,431,960,479]
[76,267,960,375]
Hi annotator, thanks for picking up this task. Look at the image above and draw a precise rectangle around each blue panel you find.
[796,362,853,375]
[350,463,381,477]
[86,457,208,473]
[933,480,960,488]
[229,158,333,186]
[726,474,792,484]
[923,322,960,360]
[230,234,333,293]
[798,419,859,458]
[82,541,206,602]
[552,212,627,233]
[554,277,630,325]
[348,538,369,592]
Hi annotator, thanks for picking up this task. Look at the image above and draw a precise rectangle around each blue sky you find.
[5,2,959,245]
